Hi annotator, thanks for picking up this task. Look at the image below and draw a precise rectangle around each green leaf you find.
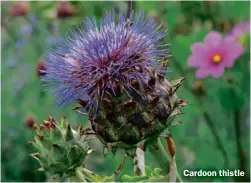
[67,146,83,165]
[48,162,67,175]
[163,2,182,32]
[102,175,115,182]
[216,1,250,21]
[145,166,154,176]
[65,124,74,141]
[218,87,245,111]
[125,147,137,157]
[153,168,163,176]
[121,175,149,182]
[51,144,67,162]
[142,175,169,182]
[76,167,103,182]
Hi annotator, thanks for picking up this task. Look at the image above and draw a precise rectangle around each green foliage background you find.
[1,1,250,182]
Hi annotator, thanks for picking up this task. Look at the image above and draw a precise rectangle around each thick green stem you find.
[147,138,183,182]
[69,175,87,182]
[234,106,249,181]
[73,167,88,182]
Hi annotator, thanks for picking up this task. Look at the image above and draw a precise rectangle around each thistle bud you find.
[29,115,93,177]
[57,2,75,19]
[192,80,205,95]
[24,116,36,129]
[226,77,235,84]
[9,3,29,17]
[36,59,46,77]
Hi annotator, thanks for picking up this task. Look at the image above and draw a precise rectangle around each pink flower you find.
[228,21,250,45]
[188,31,244,79]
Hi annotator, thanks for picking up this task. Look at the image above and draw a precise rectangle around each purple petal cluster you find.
[228,21,250,44]
[43,10,168,109]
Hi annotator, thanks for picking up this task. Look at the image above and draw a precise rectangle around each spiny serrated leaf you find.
[122,175,149,182]
[52,123,64,140]
[169,107,183,117]
[65,124,74,141]
[51,144,67,162]
[168,120,182,126]
[48,162,68,175]
[76,167,103,182]
[142,175,169,182]
[61,114,66,128]
[153,168,163,176]
[28,141,42,151]
[37,167,45,172]
[125,147,137,157]
[145,166,154,176]
[67,146,82,165]
[102,175,115,182]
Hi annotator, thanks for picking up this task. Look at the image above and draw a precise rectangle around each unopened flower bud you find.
[29,115,93,177]
[9,3,29,17]
[226,77,235,84]
[193,81,205,95]
[57,2,75,19]
[36,59,46,77]
[24,116,36,129]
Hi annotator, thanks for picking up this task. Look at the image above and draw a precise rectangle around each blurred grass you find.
[1,1,250,182]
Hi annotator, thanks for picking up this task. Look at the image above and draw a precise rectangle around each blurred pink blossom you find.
[188,31,243,79]
[228,21,250,44]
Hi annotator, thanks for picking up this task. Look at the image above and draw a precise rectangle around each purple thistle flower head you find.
[43,9,168,111]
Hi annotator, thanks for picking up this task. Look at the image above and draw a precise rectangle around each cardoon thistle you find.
[43,9,187,178]
[44,9,168,108]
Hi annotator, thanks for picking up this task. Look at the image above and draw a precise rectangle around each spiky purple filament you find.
[43,9,168,111]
